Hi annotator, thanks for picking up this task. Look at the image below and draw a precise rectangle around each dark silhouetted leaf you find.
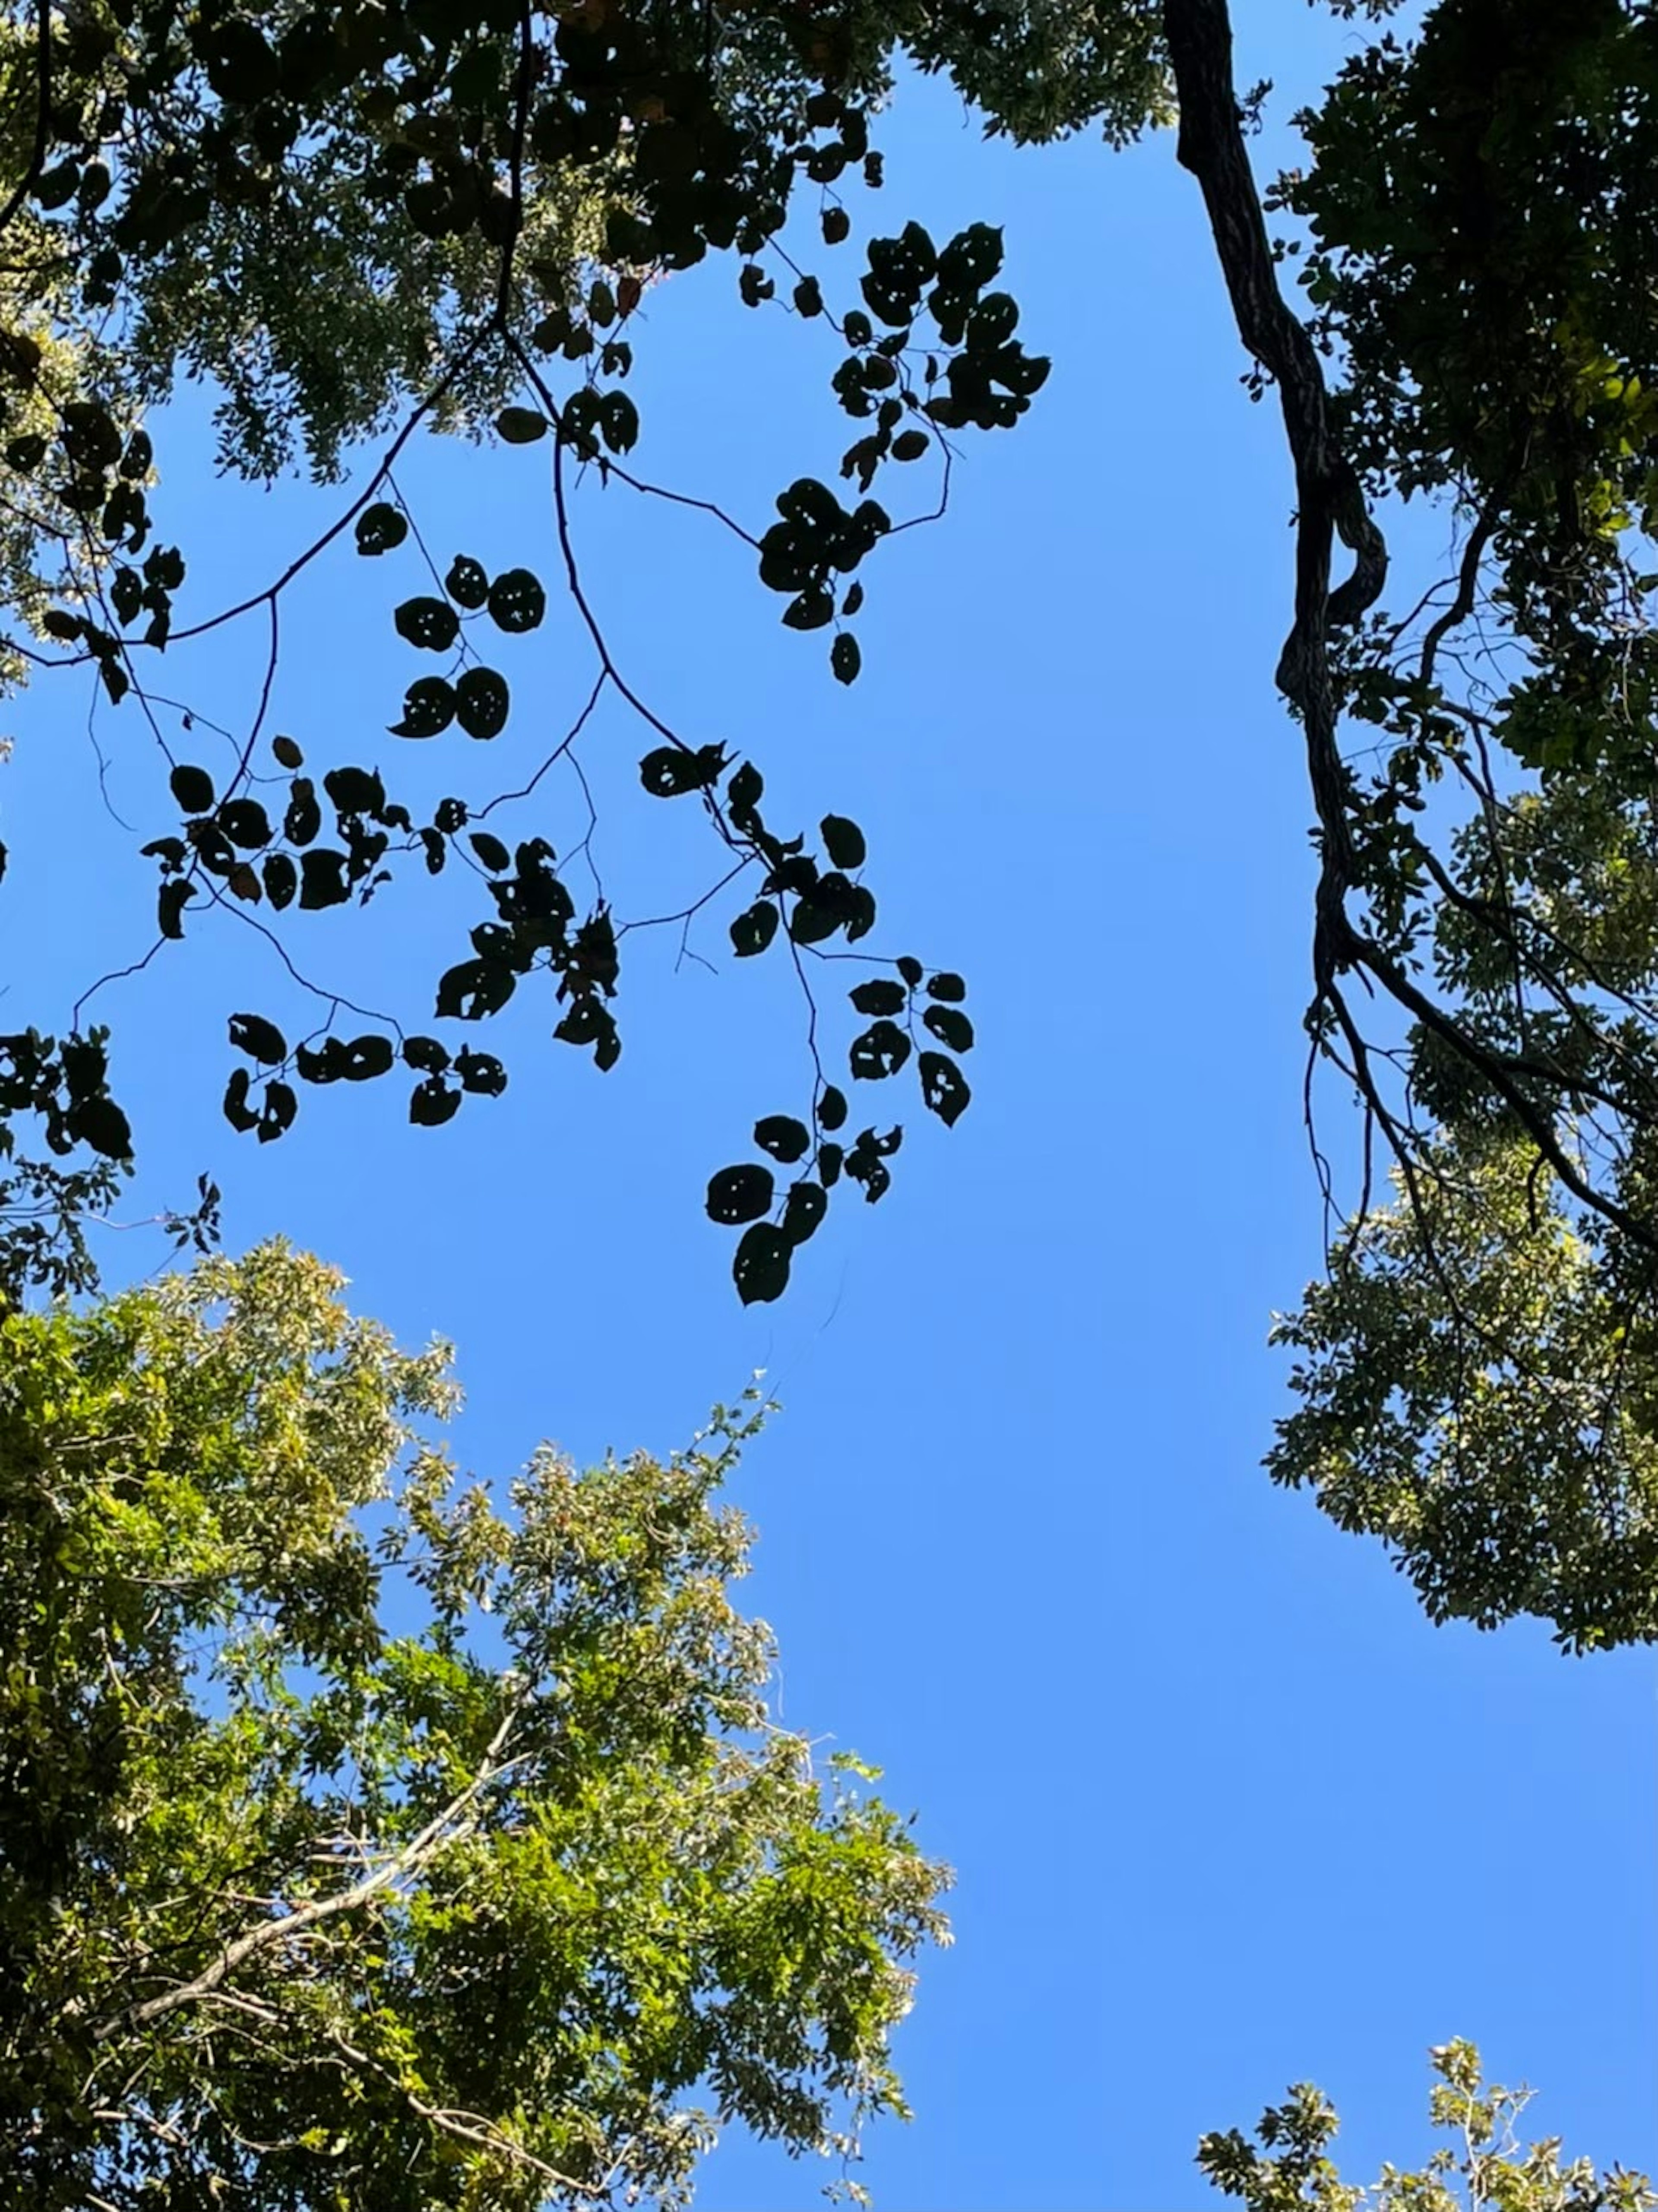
[223,1066,259,1132]
[734,1220,792,1304]
[487,567,546,633]
[497,406,549,444]
[298,850,349,909]
[850,1020,911,1080]
[706,1163,775,1225]
[158,880,196,938]
[754,1114,810,1164]
[455,1047,508,1095]
[228,1012,287,1065]
[446,554,489,608]
[731,901,779,957]
[218,798,271,849]
[395,596,460,652]
[830,632,861,684]
[923,1005,974,1053]
[456,666,509,739]
[918,1049,970,1126]
[402,1035,449,1074]
[469,831,511,871]
[272,734,303,769]
[170,764,215,814]
[410,1075,462,1125]
[391,677,456,738]
[817,1083,848,1131]
[355,501,408,555]
[782,1181,827,1246]
[340,1034,394,1081]
[821,814,866,870]
[927,971,966,1001]
[263,853,297,910]
[850,979,906,1017]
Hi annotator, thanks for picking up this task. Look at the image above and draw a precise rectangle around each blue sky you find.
[3,7,1654,2208]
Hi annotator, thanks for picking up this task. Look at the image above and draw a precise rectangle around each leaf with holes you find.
[919,1049,970,1126]
[730,902,778,957]
[436,958,516,1021]
[445,554,489,608]
[782,1181,827,1247]
[402,1035,449,1074]
[395,596,460,653]
[456,666,509,740]
[298,851,350,910]
[257,1080,297,1145]
[640,742,727,798]
[223,1066,259,1133]
[734,1221,792,1305]
[754,1115,810,1164]
[355,502,408,555]
[263,853,297,910]
[340,1035,394,1081]
[851,1020,911,1081]
[487,567,546,633]
[390,677,456,738]
[410,1076,462,1126]
[706,1163,775,1225]
[456,1048,508,1096]
[923,1005,974,1053]
[228,1013,287,1066]
[217,799,271,850]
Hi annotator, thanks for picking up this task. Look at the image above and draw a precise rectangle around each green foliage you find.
[0,1245,950,2209]
[1199,2041,1655,2212]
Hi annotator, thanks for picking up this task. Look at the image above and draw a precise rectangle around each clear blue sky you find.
[3,8,1653,2208]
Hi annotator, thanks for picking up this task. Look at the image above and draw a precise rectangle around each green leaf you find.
[228,1013,288,1066]
[706,1163,775,1225]
[355,501,408,555]
[395,596,461,652]
[487,567,546,633]
[456,666,509,740]
[754,1115,810,1164]
[734,1220,792,1304]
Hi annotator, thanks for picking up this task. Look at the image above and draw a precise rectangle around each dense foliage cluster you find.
[0,1246,948,2208]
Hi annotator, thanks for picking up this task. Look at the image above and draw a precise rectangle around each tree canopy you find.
[0,8,1653,1637]
[0,1243,948,2209]
[1199,2040,1654,2212]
